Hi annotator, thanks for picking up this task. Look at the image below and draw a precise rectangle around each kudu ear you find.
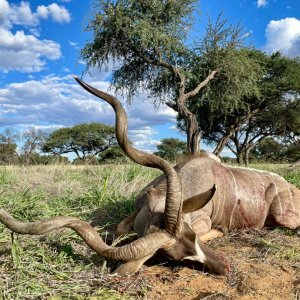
[182,185,216,214]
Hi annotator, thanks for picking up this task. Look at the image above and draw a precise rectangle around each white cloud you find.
[0,28,61,72]
[37,3,71,24]
[69,41,78,47]
[0,0,71,28]
[69,40,80,50]
[242,30,253,39]
[264,18,300,57]
[0,0,10,28]
[0,1,71,72]
[0,75,177,152]
[257,0,267,8]
[129,127,161,153]
[28,27,40,37]
[9,1,39,26]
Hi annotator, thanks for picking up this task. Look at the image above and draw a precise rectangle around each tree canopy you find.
[154,138,186,162]
[251,137,300,163]
[0,128,20,145]
[181,50,300,164]
[42,123,117,159]
[0,143,18,165]
[82,1,260,153]
[21,128,47,154]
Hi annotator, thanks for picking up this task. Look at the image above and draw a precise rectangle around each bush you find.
[18,153,69,165]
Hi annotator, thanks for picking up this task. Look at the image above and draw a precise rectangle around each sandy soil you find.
[106,228,299,300]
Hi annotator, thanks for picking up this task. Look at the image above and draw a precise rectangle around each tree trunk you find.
[186,116,201,154]
[245,148,250,166]
[213,134,232,156]
[177,96,201,154]
[236,151,245,165]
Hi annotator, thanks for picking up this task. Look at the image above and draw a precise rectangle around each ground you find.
[81,227,299,300]
[135,228,300,300]
[0,164,299,299]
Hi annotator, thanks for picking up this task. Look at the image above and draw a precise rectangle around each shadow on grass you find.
[88,196,135,230]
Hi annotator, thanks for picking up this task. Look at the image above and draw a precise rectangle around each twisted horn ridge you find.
[74,76,183,236]
[0,209,174,261]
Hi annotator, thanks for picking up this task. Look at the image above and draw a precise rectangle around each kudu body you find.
[0,78,299,276]
[120,155,300,244]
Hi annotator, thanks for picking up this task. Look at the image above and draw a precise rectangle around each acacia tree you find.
[154,138,186,162]
[225,53,300,164]
[22,128,47,154]
[42,123,116,159]
[251,137,300,163]
[81,1,259,154]
[226,102,300,164]
[187,51,300,163]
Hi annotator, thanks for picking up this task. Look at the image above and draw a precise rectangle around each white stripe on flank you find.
[224,166,238,229]
[211,176,220,225]
[285,180,294,211]
[268,175,283,216]
[249,169,265,194]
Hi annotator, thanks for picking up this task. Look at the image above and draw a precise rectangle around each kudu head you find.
[74,77,228,275]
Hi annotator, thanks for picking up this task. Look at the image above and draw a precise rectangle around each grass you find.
[0,162,299,299]
[0,164,160,299]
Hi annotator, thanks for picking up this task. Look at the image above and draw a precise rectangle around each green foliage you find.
[154,138,186,162]
[99,145,129,163]
[251,137,299,163]
[188,30,262,114]
[42,123,116,159]
[72,146,129,164]
[72,155,100,165]
[18,153,70,165]
[250,137,286,162]
[186,51,300,162]
[0,143,18,165]
[21,128,47,154]
[0,164,159,298]
[283,142,300,162]
[83,2,258,105]
[82,0,196,99]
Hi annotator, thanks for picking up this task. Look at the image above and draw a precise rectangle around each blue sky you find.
[0,0,300,155]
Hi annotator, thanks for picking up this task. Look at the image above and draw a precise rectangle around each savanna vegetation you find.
[0,1,299,299]
[81,1,299,161]
[0,163,299,299]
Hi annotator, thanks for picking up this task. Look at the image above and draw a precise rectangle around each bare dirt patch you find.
[103,228,299,300]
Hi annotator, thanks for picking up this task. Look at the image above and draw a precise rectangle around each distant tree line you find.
[154,137,299,164]
[0,123,128,166]
[0,122,298,165]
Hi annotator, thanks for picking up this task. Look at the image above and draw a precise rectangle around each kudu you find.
[0,78,299,276]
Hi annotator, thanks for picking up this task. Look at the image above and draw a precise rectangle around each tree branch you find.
[127,43,180,78]
[185,70,218,99]
[166,101,178,111]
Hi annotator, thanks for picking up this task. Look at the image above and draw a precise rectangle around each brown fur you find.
[118,155,300,242]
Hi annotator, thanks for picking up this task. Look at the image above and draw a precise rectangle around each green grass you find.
[0,162,299,299]
[0,164,160,299]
